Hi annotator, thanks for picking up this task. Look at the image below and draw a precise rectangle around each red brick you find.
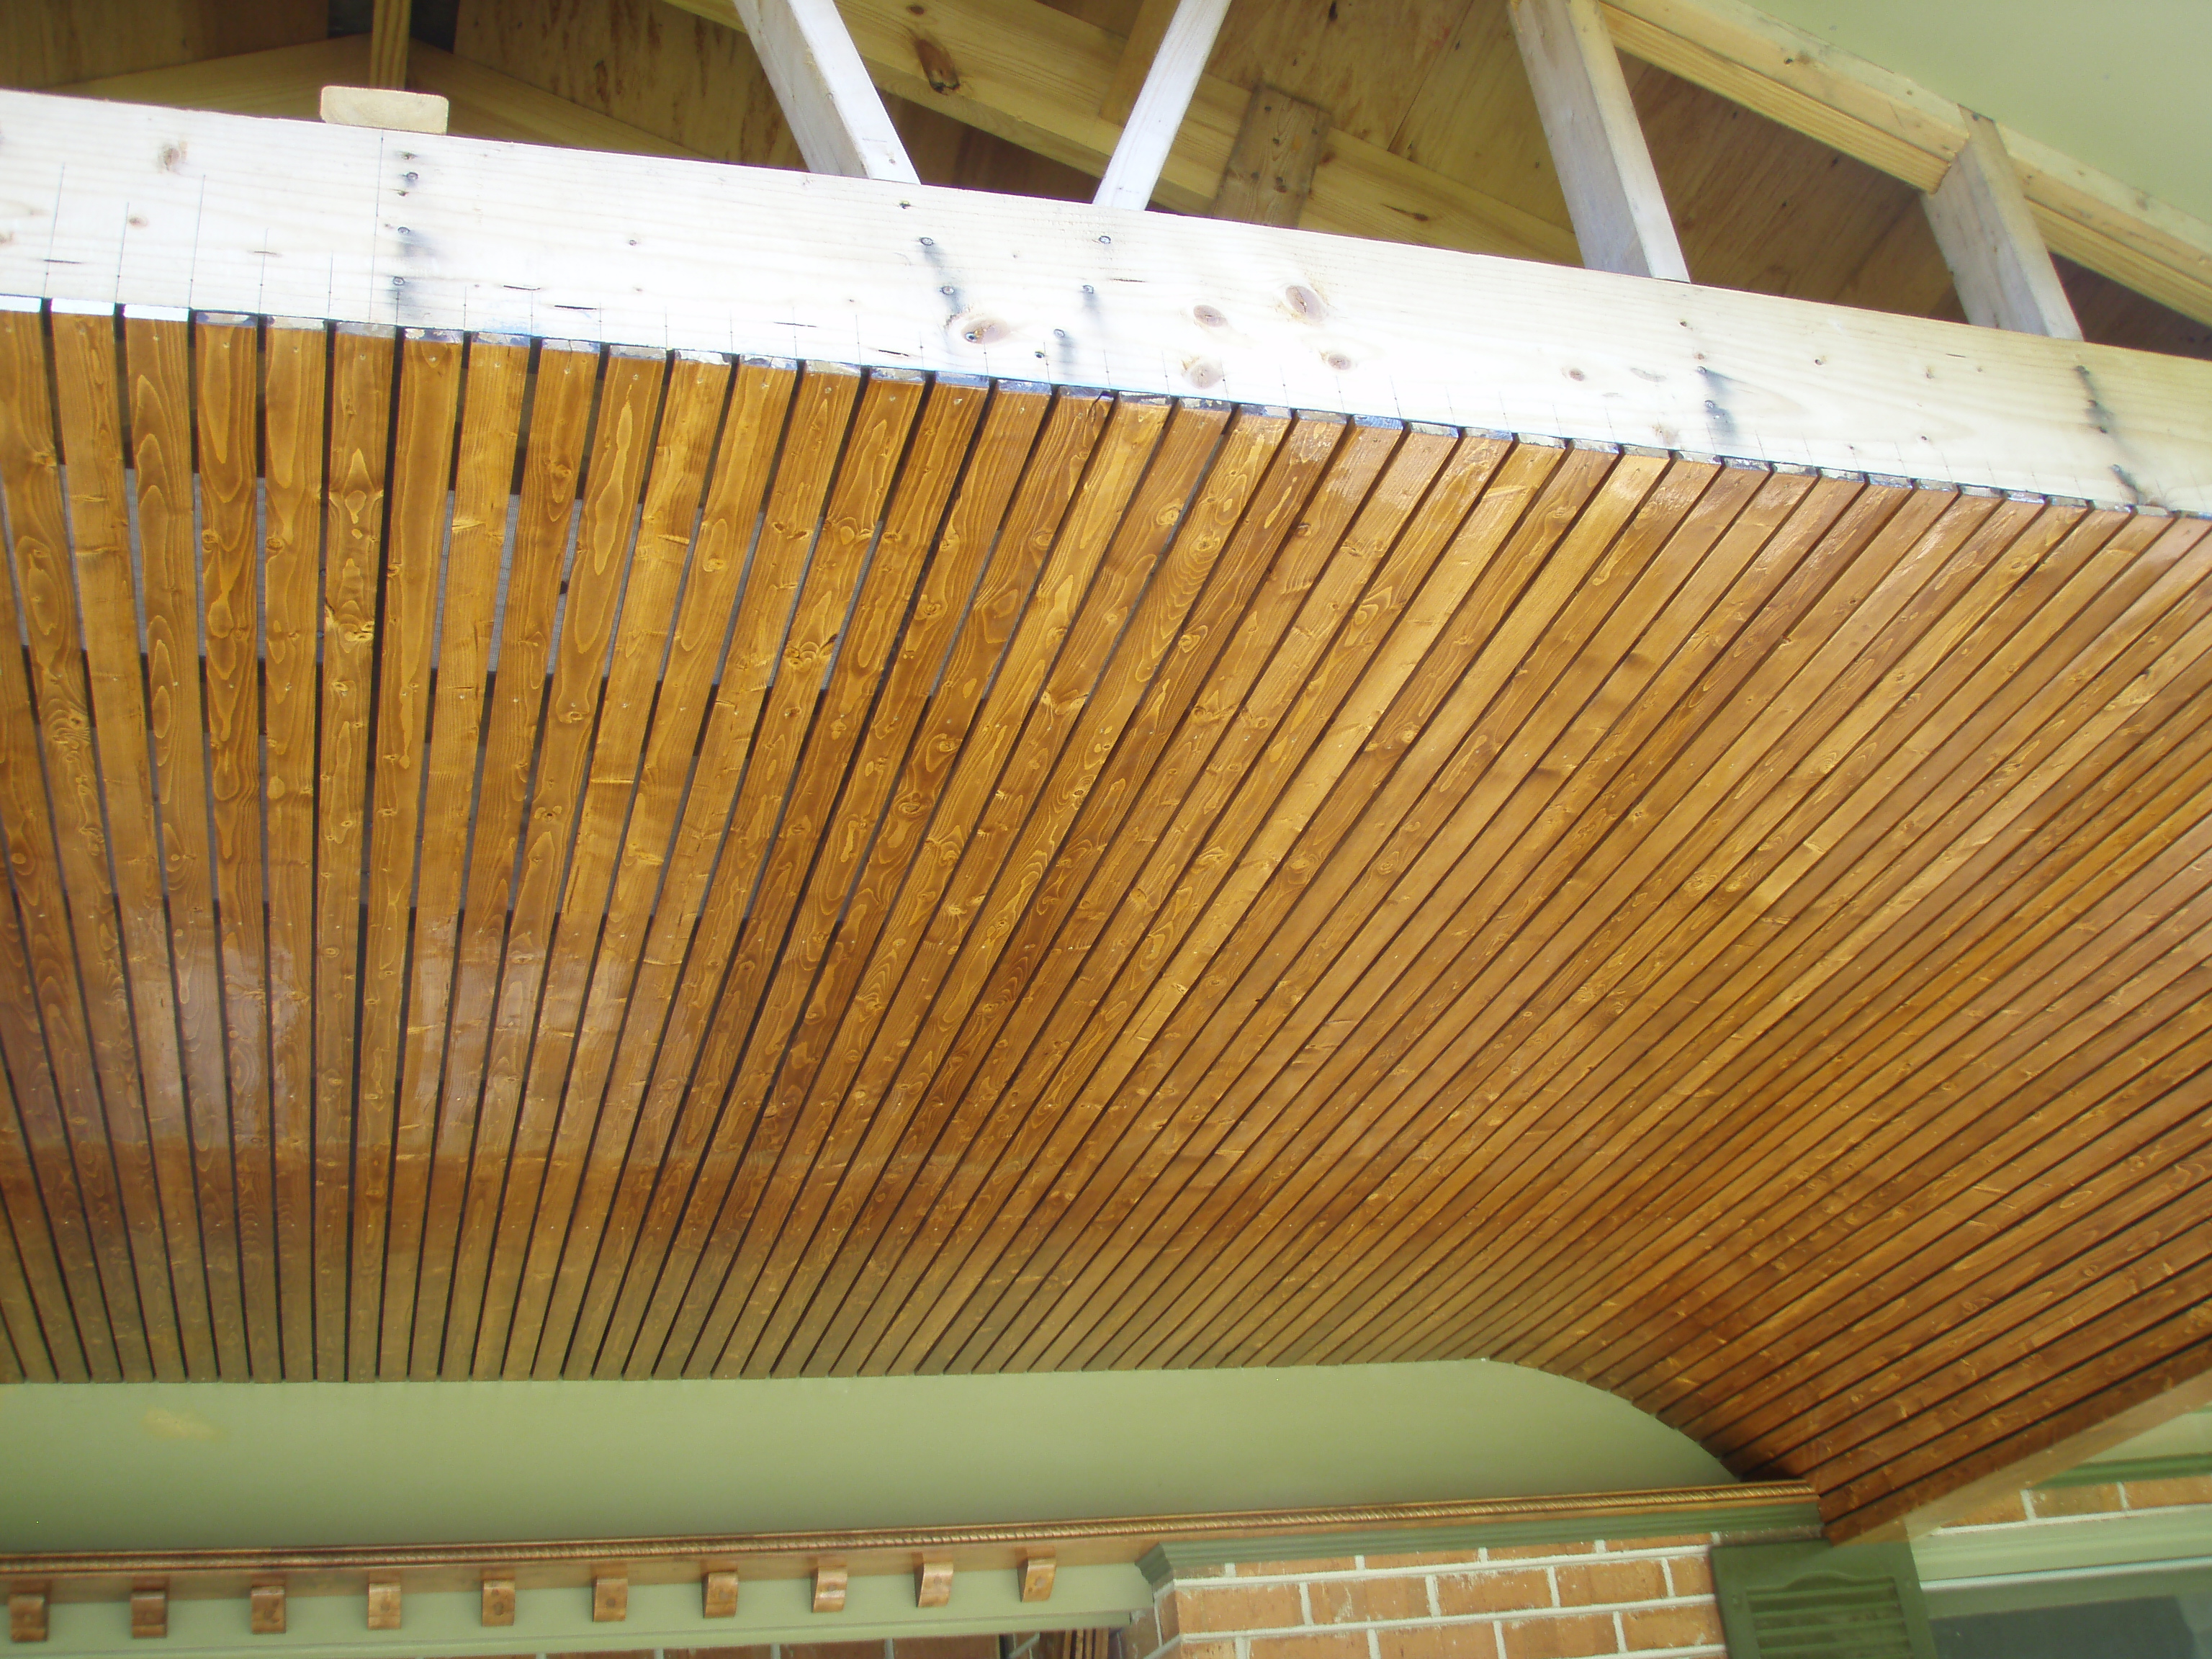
[1606,1537,1707,1552]
[1555,1562,1665,1607]
[1179,1582,1306,1634]
[666,1649,774,1659]
[1661,1557,1712,1599]
[2123,1475,2212,1509]
[1259,1557,1362,1577]
[1160,1593,1182,1640]
[1365,1552,1485,1571]
[1622,1606,1722,1651]
[1128,1609,1164,1658]
[1942,1494,2028,1527]
[1376,1623,1502,1659]
[784,1645,886,1659]
[1249,1634,1371,1659]
[2027,1483,2124,1518]
[1436,1570,1555,1617]
[1499,1614,1618,1659]
[1177,1641,1239,1659]
[1309,1576,1433,1625]
[1486,1545,1593,1562]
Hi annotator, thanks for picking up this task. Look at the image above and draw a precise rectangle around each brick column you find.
[1128,1539,1726,1659]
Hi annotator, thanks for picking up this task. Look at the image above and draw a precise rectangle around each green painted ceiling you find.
[0,1360,1728,1552]
[1752,0,2212,225]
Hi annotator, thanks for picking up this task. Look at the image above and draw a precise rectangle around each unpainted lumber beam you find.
[320,84,447,133]
[1923,112,2082,339]
[1100,0,1179,125]
[1094,0,1233,210]
[368,0,410,89]
[731,0,918,181]
[1208,84,1330,228]
[1508,0,1689,280]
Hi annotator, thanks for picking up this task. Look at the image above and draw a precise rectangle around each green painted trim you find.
[1913,1507,2212,1584]
[1925,1560,2212,1619]
[1136,1493,1821,1587]
[22,1567,1151,1659]
[2034,1451,2212,1488]
[1712,1542,1937,1659]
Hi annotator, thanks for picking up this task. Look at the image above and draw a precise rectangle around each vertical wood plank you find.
[1208,84,1330,227]
[349,328,465,1377]
[1925,111,2084,339]
[260,318,329,1379]
[379,333,530,1376]
[49,302,214,1378]
[194,313,281,1377]
[313,321,396,1377]
[125,310,250,1380]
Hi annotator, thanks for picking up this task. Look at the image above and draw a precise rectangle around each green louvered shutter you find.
[1714,1541,1938,1659]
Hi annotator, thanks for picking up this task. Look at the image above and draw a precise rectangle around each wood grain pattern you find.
[0,310,2206,1542]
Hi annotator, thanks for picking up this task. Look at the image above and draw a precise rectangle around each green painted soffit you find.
[1749,0,2212,226]
[0,1359,1730,1553]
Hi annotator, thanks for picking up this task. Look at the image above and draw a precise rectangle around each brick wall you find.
[1128,1539,1727,1659]
[1940,1470,2212,1527]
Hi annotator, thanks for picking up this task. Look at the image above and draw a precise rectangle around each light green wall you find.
[1750,1,2212,225]
[0,1359,1729,1552]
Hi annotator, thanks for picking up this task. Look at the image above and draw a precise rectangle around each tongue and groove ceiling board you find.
[0,304,2209,1539]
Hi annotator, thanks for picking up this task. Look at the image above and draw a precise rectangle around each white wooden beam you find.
[732,0,918,181]
[1508,0,1689,280]
[2,91,2206,509]
[1092,0,1233,211]
[1923,111,2083,340]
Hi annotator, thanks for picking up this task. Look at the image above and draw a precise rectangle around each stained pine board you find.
[0,310,2206,1542]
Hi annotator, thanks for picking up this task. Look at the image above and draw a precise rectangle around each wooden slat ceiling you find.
[0,310,2208,1539]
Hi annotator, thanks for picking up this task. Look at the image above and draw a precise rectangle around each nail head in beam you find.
[813,1560,849,1612]
[1924,110,2084,340]
[130,1583,167,1640]
[731,0,919,181]
[1094,0,1235,211]
[593,1572,629,1622]
[320,85,449,134]
[480,1576,516,1627]
[917,1557,955,1608]
[703,1569,739,1619]
[1020,1554,1056,1603]
[250,1580,287,1636]
[365,1577,402,1631]
[1508,0,1689,279]
[368,0,413,88]
[9,1587,48,1643]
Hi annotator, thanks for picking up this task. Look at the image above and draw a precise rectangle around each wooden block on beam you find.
[480,1576,516,1627]
[9,1586,48,1643]
[365,1577,402,1631]
[1020,1554,1056,1603]
[813,1560,848,1612]
[1924,110,2083,339]
[1209,84,1330,228]
[320,85,449,133]
[130,1583,166,1640]
[917,1557,954,1607]
[702,1569,739,1619]
[1509,0,1689,279]
[250,1579,287,1635]
[593,1572,628,1622]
